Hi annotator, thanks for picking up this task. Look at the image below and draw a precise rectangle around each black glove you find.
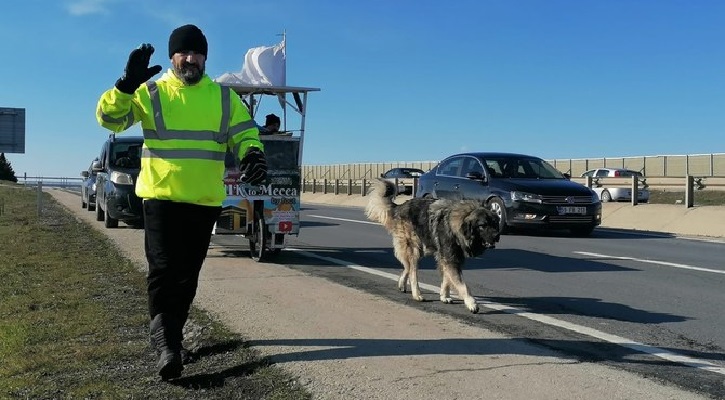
[239,148,267,185]
[115,43,162,94]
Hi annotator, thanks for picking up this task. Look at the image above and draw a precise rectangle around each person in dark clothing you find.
[259,113,281,134]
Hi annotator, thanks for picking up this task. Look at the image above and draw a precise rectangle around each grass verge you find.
[0,183,311,399]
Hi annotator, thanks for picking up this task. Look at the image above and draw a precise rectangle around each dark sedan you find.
[416,152,601,236]
[80,158,100,212]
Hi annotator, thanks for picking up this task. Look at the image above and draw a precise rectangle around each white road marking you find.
[598,228,725,244]
[575,251,725,275]
[288,248,725,376]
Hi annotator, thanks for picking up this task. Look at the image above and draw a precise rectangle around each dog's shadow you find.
[245,337,725,371]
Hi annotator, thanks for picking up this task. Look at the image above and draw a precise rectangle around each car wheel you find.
[104,207,119,228]
[81,192,87,209]
[600,190,612,202]
[487,197,509,234]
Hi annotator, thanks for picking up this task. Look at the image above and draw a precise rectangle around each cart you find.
[212,84,320,261]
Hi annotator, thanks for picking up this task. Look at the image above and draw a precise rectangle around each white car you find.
[581,168,649,203]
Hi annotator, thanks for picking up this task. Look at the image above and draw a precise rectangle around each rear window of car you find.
[385,168,424,178]
[619,170,643,177]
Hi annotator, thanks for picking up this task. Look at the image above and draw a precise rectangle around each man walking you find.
[96,24,267,380]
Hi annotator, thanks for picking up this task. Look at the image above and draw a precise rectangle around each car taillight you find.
[613,170,620,177]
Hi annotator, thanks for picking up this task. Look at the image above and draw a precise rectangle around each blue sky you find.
[1,0,723,179]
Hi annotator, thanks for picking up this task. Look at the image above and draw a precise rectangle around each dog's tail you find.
[364,178,396,231]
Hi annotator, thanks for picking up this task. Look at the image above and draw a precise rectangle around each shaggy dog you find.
[365,178,500,313]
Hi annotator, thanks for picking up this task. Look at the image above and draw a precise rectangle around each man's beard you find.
[174,62,205,85]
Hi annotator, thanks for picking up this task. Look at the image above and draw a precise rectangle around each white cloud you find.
[65,0,116,16]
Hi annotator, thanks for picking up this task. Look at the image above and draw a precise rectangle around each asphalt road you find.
[214,202,725,398]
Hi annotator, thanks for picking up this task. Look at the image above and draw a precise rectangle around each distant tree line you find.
[0,153,18,183]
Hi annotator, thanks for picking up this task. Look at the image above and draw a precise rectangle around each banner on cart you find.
[223,172,300,199]
[221,171,301,234]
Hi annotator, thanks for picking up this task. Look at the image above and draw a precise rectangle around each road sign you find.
[0,107,25,153]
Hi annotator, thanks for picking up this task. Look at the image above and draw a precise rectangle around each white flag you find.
[239,38,286,87]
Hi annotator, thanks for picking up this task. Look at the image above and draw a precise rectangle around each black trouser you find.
[143,199,221,321]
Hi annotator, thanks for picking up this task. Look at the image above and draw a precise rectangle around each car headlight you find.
[110,171,134,185]
[511,191,543,204]
[91,183,96,191]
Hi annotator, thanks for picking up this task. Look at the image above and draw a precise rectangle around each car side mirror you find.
[380,173,385,178]
[563,173,571,180]
[92,160,103,172]
[81,170,89,178]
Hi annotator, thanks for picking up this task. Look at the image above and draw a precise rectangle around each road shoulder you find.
[48,189,711,400]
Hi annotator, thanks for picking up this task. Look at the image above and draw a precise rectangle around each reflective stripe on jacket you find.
[96,69,263,206]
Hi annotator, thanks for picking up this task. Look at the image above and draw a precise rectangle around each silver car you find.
[581,168,649,203]
[380,167,425,195]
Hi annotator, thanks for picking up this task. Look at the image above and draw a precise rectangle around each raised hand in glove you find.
[115,43,163,94]
[238,148,267,185]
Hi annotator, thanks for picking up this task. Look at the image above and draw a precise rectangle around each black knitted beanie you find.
[168,24,208,59]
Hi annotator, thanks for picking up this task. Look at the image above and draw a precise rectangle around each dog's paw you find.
[440,296,453,304]
[397,277,408,293]
[412,294,425,302]
[465,298,479,314]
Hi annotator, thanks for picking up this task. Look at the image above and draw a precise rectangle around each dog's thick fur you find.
[365,178,500,313]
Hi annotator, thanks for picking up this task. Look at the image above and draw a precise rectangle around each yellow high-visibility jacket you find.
[96,70,263,206]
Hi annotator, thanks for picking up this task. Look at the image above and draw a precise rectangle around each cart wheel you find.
[249,212,267,262]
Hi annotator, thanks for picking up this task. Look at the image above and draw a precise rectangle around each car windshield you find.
[484,157,565,179]
[111,143,143,168]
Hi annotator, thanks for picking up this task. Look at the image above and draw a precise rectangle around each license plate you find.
[557,206,587,215]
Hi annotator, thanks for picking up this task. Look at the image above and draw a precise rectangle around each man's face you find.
[171,51,206,85]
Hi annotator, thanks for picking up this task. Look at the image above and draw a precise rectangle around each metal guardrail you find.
[14,175,82,188]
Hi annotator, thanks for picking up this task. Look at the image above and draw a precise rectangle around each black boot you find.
[150,313,195,365]
[149,313,183,380]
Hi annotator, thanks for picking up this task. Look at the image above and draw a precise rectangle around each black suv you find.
[93,136,144,228]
